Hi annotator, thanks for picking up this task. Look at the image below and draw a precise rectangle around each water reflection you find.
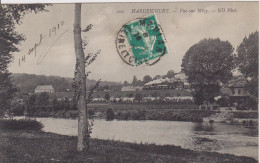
[35,118,258,160]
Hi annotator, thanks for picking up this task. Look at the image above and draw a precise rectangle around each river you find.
[36,118,258,160]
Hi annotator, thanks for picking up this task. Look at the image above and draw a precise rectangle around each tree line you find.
[11,92,77,116]
[181,33,258,110]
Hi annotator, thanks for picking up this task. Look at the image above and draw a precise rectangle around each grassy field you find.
[0,129,257,163]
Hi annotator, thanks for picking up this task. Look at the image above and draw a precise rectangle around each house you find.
[92,98,106,102]
[227,76,250,105]
[121,86,136,91]
[220,76,250,107]
[34,85,55,93]
[121,97,135,103]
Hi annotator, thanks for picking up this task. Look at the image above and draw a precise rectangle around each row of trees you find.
[11,92,77,116]
[181,32,258,109]
[97,91,182,100]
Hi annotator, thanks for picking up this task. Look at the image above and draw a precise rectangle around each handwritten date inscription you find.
[19,21,66,66]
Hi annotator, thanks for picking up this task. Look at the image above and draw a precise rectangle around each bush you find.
[0,119,43,130]
[106,108,114,121]
[88,108,95,117]
[11,104,25,116]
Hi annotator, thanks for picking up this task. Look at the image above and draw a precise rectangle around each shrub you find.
[106,108,114,121]
[11,104,25,116]
[123,111,131,120]
[88,108,95,117]
[0,119,43,130]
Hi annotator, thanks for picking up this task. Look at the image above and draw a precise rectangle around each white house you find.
[34,85,55,93]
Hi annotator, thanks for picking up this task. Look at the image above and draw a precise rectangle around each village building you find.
[226,76,250,105]
[121,86,143,92]
[143,77,184,90]
[34,85,55,93]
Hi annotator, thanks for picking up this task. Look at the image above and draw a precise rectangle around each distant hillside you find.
[11,73,122,93]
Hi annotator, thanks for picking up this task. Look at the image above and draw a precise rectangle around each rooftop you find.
[35,85,55,90]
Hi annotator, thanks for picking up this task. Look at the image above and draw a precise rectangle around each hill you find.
[11,73,122,93]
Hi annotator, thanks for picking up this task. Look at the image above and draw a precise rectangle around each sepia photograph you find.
[0,1,259,162]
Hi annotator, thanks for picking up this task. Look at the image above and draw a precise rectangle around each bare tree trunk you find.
[74,3,88,151]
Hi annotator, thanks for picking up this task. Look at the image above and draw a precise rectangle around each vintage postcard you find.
[0,1,259,162]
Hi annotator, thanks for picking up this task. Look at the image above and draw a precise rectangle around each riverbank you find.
[41,108,257,125]
[0,129,257,163]
[18,102,258,125]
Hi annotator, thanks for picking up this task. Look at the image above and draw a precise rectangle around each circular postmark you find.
[116,14,168,66]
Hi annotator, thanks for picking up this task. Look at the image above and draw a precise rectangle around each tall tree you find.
[132,75,137,86]
[73,4,101,152]
[0,4,48,116]
[123,80,129,86]
[181,38,235,109]
[74,3,88,151]
[143,75,152,84]
[166,70,175,78]
[36,92,49,106]
[153,75,161,80]
[104,92,110,102]
[236,31,259,97]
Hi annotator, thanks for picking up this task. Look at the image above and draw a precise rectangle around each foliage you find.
[52,97,59,110]
[24,93,77,116]
[187,87,202,106]
[88,108,95,117]
[114,109,212,122]
[126,93,134,98]
[25,94,37,115]
[11,73,73,93]
[104,92,110,101]
[182,38,234,84]
[0,119,43,130]
[181,38,235,105]
[233,110,258,118]
[11,103,25,116]
[236,31,259,97]
[151,91,160,97]
[105,108,114,121]
[0,5,49,116]
[36,92,49,106]
[153,75,161,80]
[216,96,230,107]
[134,93,143,102]
[143,75,152,84]
[246,96,258,110]
[11,73,121,93]
[123,81,129,86]
[132,75,138,86]
[166,70,175,78]
[0,72,17,116]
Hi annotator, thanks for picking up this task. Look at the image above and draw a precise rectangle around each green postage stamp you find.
[116,14,168,66]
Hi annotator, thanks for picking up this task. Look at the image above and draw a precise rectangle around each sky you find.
[8,2,259,82]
